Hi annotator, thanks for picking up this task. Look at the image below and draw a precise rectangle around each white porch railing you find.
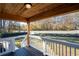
[29,35,79,56]
[0,35,26,56]
[42,37,79,56]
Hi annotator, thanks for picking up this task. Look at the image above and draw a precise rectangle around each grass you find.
[15,37,24,48]
[15,40,22,48]
[50,36,79,43]
[33,33,79,43]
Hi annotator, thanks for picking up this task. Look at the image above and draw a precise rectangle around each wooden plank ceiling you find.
[0,3,79,22]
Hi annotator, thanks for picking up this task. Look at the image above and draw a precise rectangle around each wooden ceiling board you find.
[21,3,51,18]
[29,4,79,22]
[0,3,79,22]
[0,13,28,22]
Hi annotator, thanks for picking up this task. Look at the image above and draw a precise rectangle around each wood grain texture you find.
[0,13,28,22]
[29,4,79,22]
[0,3,79,22]
[21,3,61,18]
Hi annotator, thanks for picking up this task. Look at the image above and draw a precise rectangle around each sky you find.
[20,22,27,25]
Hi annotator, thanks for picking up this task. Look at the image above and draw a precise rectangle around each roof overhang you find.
[0,4,79,22]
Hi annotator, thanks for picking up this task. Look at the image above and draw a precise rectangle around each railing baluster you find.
[74,48,76,56]
[70,47,71,56]
[56,43,57,55]
[47,42,49,55]
[50,42,52,55]
[59,44,60,56]
[65,45,67,56]
[5,41,7,51]
[43,40,47,55]
[49,42,51,55]
[53,42,54,55]
[51,43,53,55]
[62,44,63,56]
[2,41,4,53]
[48,42,50,54]
[46,41,48,54]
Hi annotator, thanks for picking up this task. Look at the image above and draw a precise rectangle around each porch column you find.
[26,22,30,47]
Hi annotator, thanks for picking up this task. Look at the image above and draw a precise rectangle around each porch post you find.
[26,21,30,47]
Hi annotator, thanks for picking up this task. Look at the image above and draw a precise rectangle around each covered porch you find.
[0,3,79,56]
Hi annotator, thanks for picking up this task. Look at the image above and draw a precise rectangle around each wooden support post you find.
[26,22,30,47]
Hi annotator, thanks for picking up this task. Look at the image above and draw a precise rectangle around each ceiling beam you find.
[0,13,28,22]
[29,4,79,22]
